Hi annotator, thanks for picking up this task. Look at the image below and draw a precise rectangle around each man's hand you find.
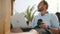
[40,22,48,29]
[39,23,59,34]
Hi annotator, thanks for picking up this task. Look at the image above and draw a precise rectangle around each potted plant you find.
[24,5,36,25]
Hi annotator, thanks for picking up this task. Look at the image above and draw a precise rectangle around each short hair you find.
[38,1,48,9]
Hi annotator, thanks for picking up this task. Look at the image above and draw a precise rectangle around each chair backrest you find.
[55,12,60,25]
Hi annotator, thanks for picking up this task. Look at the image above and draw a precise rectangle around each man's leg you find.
[35,28,47,34]
[30,28,47,34]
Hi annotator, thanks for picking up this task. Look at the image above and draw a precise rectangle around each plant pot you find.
[26,21,32,25]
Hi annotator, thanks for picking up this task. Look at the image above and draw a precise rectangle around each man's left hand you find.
[40,22,48,29]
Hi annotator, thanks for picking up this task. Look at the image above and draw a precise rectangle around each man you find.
[30,0,60,34]
[34,19,53,34]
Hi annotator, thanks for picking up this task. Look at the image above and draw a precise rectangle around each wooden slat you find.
[0,0,11,34]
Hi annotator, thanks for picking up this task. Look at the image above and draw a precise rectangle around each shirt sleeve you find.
[50,14,60,29]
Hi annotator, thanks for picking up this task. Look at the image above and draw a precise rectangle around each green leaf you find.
[24,5,36,22]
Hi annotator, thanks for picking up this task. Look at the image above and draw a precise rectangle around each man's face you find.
[38,2,44,11]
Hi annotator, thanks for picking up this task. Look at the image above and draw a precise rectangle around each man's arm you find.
[50,14,60,29]
[49,14,60,34]
[41,14,60,34]
[48,27,59,34]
